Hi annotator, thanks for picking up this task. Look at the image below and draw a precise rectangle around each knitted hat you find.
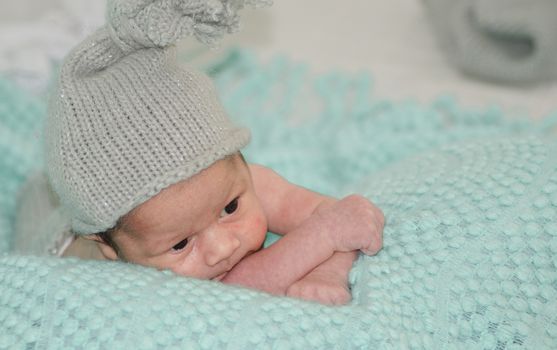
[45,0,269,235]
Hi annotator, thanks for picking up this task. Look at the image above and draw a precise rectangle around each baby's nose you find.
[204,231,241,267]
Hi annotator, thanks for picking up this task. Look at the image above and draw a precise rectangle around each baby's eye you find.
[171,238,188,252]
[220,197,239,217]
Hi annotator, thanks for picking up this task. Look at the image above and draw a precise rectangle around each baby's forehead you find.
[122,154,246,232]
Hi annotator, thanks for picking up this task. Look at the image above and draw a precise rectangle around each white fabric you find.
[0,0,105,95]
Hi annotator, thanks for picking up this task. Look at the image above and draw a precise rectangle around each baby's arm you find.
[222,164,384,301]
[286,251,358,304]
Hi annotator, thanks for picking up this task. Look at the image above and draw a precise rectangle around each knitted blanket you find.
[1,50,557,349]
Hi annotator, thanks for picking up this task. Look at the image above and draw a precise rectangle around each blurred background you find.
[1,0,556,118]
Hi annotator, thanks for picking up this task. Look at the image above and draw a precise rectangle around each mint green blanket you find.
[1,50,556,349]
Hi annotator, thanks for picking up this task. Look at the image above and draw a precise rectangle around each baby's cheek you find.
[250,214,268,246]
[170,255,205,279]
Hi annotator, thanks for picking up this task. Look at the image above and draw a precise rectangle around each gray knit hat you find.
[45,0,269,234]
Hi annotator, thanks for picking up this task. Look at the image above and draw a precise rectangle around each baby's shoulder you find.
[248,164,289,191]
[248,163,285,180]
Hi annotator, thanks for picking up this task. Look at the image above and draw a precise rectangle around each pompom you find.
[107,0,272,52]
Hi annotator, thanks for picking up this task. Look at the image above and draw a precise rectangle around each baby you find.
[64,153,383,304]
[43,0,384,305]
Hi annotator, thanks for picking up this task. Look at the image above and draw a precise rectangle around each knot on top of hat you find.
[107,0,271,52]
[66,0,270,77]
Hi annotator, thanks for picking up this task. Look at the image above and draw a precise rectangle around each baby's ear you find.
[83,234,119,261]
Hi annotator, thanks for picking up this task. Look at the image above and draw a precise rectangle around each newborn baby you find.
[65,153,384,304]
[41,0,384,305]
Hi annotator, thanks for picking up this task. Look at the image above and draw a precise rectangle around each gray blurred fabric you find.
[14,173,72,256]
[423,0,557,84]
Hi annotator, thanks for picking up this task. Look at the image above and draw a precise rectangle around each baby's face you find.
[110,154,268,280]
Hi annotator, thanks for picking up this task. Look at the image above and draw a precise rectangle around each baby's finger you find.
[360,225,382,256]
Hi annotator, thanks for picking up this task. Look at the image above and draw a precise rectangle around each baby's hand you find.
[286,270,351,305]
[319,194,384,255]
